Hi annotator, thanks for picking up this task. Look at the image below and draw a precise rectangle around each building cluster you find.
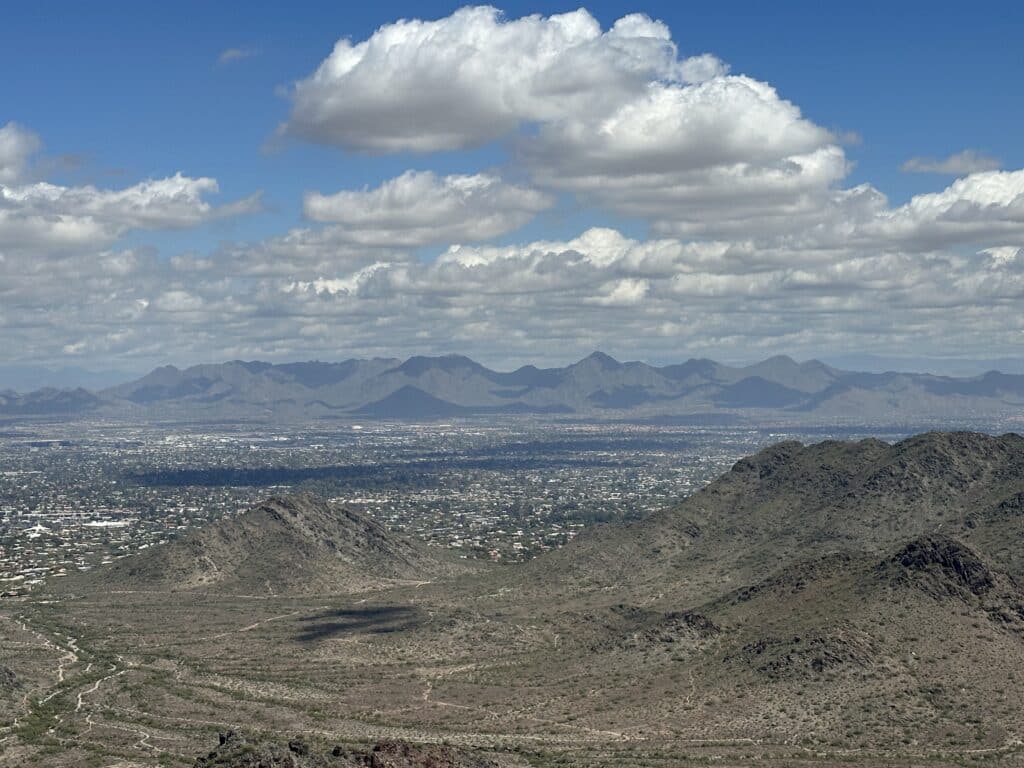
[0,418,803,586]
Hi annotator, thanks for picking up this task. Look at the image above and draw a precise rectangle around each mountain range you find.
[3,352,1024,424]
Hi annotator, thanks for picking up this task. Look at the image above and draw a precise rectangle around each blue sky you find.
[1,2,1023,374]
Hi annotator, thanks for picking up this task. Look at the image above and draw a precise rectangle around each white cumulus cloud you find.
[0,171,262,250]
[282,6,723,152]
[862,170,1024,250]
[303,171,552,246]
[283,7,843,237]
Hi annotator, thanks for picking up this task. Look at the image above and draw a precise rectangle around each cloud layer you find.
[4,8,1024,371]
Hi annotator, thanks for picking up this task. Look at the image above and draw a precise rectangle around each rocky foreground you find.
[195,732,503,768]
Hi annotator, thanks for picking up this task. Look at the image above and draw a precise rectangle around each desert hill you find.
[521,431,1024,606]
[67,494,474,595]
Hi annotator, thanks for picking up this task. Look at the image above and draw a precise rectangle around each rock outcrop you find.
[194,731,499,768]
[889,534,994,598]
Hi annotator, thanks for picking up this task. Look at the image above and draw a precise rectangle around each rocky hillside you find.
[194,732,509,768]
[528,431,1024,605]
[496,435,1024,749]
[68,494,474,594]
[547,531,1024,748]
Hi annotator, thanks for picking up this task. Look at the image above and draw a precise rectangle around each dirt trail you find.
[206,608,314,641]
[76,667,126,714]
[1,613,78,690]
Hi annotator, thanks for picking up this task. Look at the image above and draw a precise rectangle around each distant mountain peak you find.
[354,385,468,418]
[762,354,798,365]
[391,354,489,377]
[575,351,621,369]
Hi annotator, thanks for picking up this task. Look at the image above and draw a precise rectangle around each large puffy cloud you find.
[282,6,723,152]
[303,170,552,246]
[858,170,1024,251]
[281,6,1020,254]
[530,77,831,178]
[283,7,844,236]
[277,4,1022,254]
[527,78,845,236]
